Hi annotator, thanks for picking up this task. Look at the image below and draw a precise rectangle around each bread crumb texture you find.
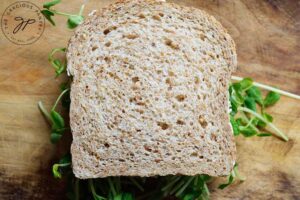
[67,0,237,179]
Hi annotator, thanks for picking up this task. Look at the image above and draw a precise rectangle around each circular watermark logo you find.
[1,1,45,45]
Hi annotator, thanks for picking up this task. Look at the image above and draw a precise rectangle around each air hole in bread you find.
[165,78,171,85]
[92,46,98,51]
[144,145,152,152]
[138,13,146,18]
[210,133,217,141]
[200,33,206,41]
[103,26,117,35]
[104,143,110,148]
[176,120,185,125]
[105,41,111,47]
[199,155,204,159]
[191,152,198,157]
[103,29,110,35]
[195,76,200,84]
[157,122,169,130]
[165,39,179,50]
[125,34,139,39]
[152,15,161,21]
[132,76,139,83]
[198,115,208,128]
[168,70,175,76]
[176,95,185,102]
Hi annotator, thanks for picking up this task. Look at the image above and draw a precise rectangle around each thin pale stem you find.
[233,166,246,181]
[52,88,70,111]
[38,101,52,123]
[52,10,79,17]
[240,112,259,132]
[108,178,117,197]
[175,177,194,197]
[238,107,288,141]
[129,177,144,192]
[231,76,300,100]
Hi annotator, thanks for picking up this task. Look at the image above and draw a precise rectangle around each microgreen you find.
[41,0,85,29]
[229,77,288,141]
[264,91,281,107]
[48,48,67,77]
[218,164,245,189]
[52,154,71,178]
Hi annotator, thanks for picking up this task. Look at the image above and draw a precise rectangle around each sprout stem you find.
[231,76,300,100]
[38,101,52,123]
[52,88,70,111]
[238,107,288,141]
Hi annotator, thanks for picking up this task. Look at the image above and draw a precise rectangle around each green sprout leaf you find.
[41,10,55,25]
[239,77,253,91]
[50,132,62,144]
[218,174,234,189]
[48,48,66,77]
[244,97,256,112]
[257,133,272,137]
[51,110,65,129]
[67,15,84,29]
[52,164,62,178]
[264,91,280,107]
[230,115,240,136]
[246,86,263,105]
[52,162,71,179]
[43,0,61,9]
[239,126,257,137]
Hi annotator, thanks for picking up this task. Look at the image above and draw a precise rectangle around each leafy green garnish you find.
[218,164,245,190]
[52,154,71,178]
[48,47,66,77]
[41,0,85,29]
[264,91,281,107]
[41,10,55,25]
[43,0,61,9]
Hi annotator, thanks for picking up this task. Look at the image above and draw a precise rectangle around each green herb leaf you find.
[52,162,71,179]
[257,133,272,137]
[230,115,240,136]
[52,164,62,178]
[218,174,234,189]
[239,126,257,137]
[239,78,253,90]
[43,0,61,9]
[246,86,263,105]
[59,154,71,164]
[51,110,65,128]
[50,132,62,143]
[244,97,256,112]
[264,91,280,107]
[263,113,273,122]
[67,15,84,29]
[41,10,56,26]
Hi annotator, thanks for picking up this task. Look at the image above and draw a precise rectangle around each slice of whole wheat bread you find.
[67,0,237,179]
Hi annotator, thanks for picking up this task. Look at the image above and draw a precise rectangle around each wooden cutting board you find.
[0,0,299,199]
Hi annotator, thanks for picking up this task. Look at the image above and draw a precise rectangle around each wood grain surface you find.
[0,0,299,199]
